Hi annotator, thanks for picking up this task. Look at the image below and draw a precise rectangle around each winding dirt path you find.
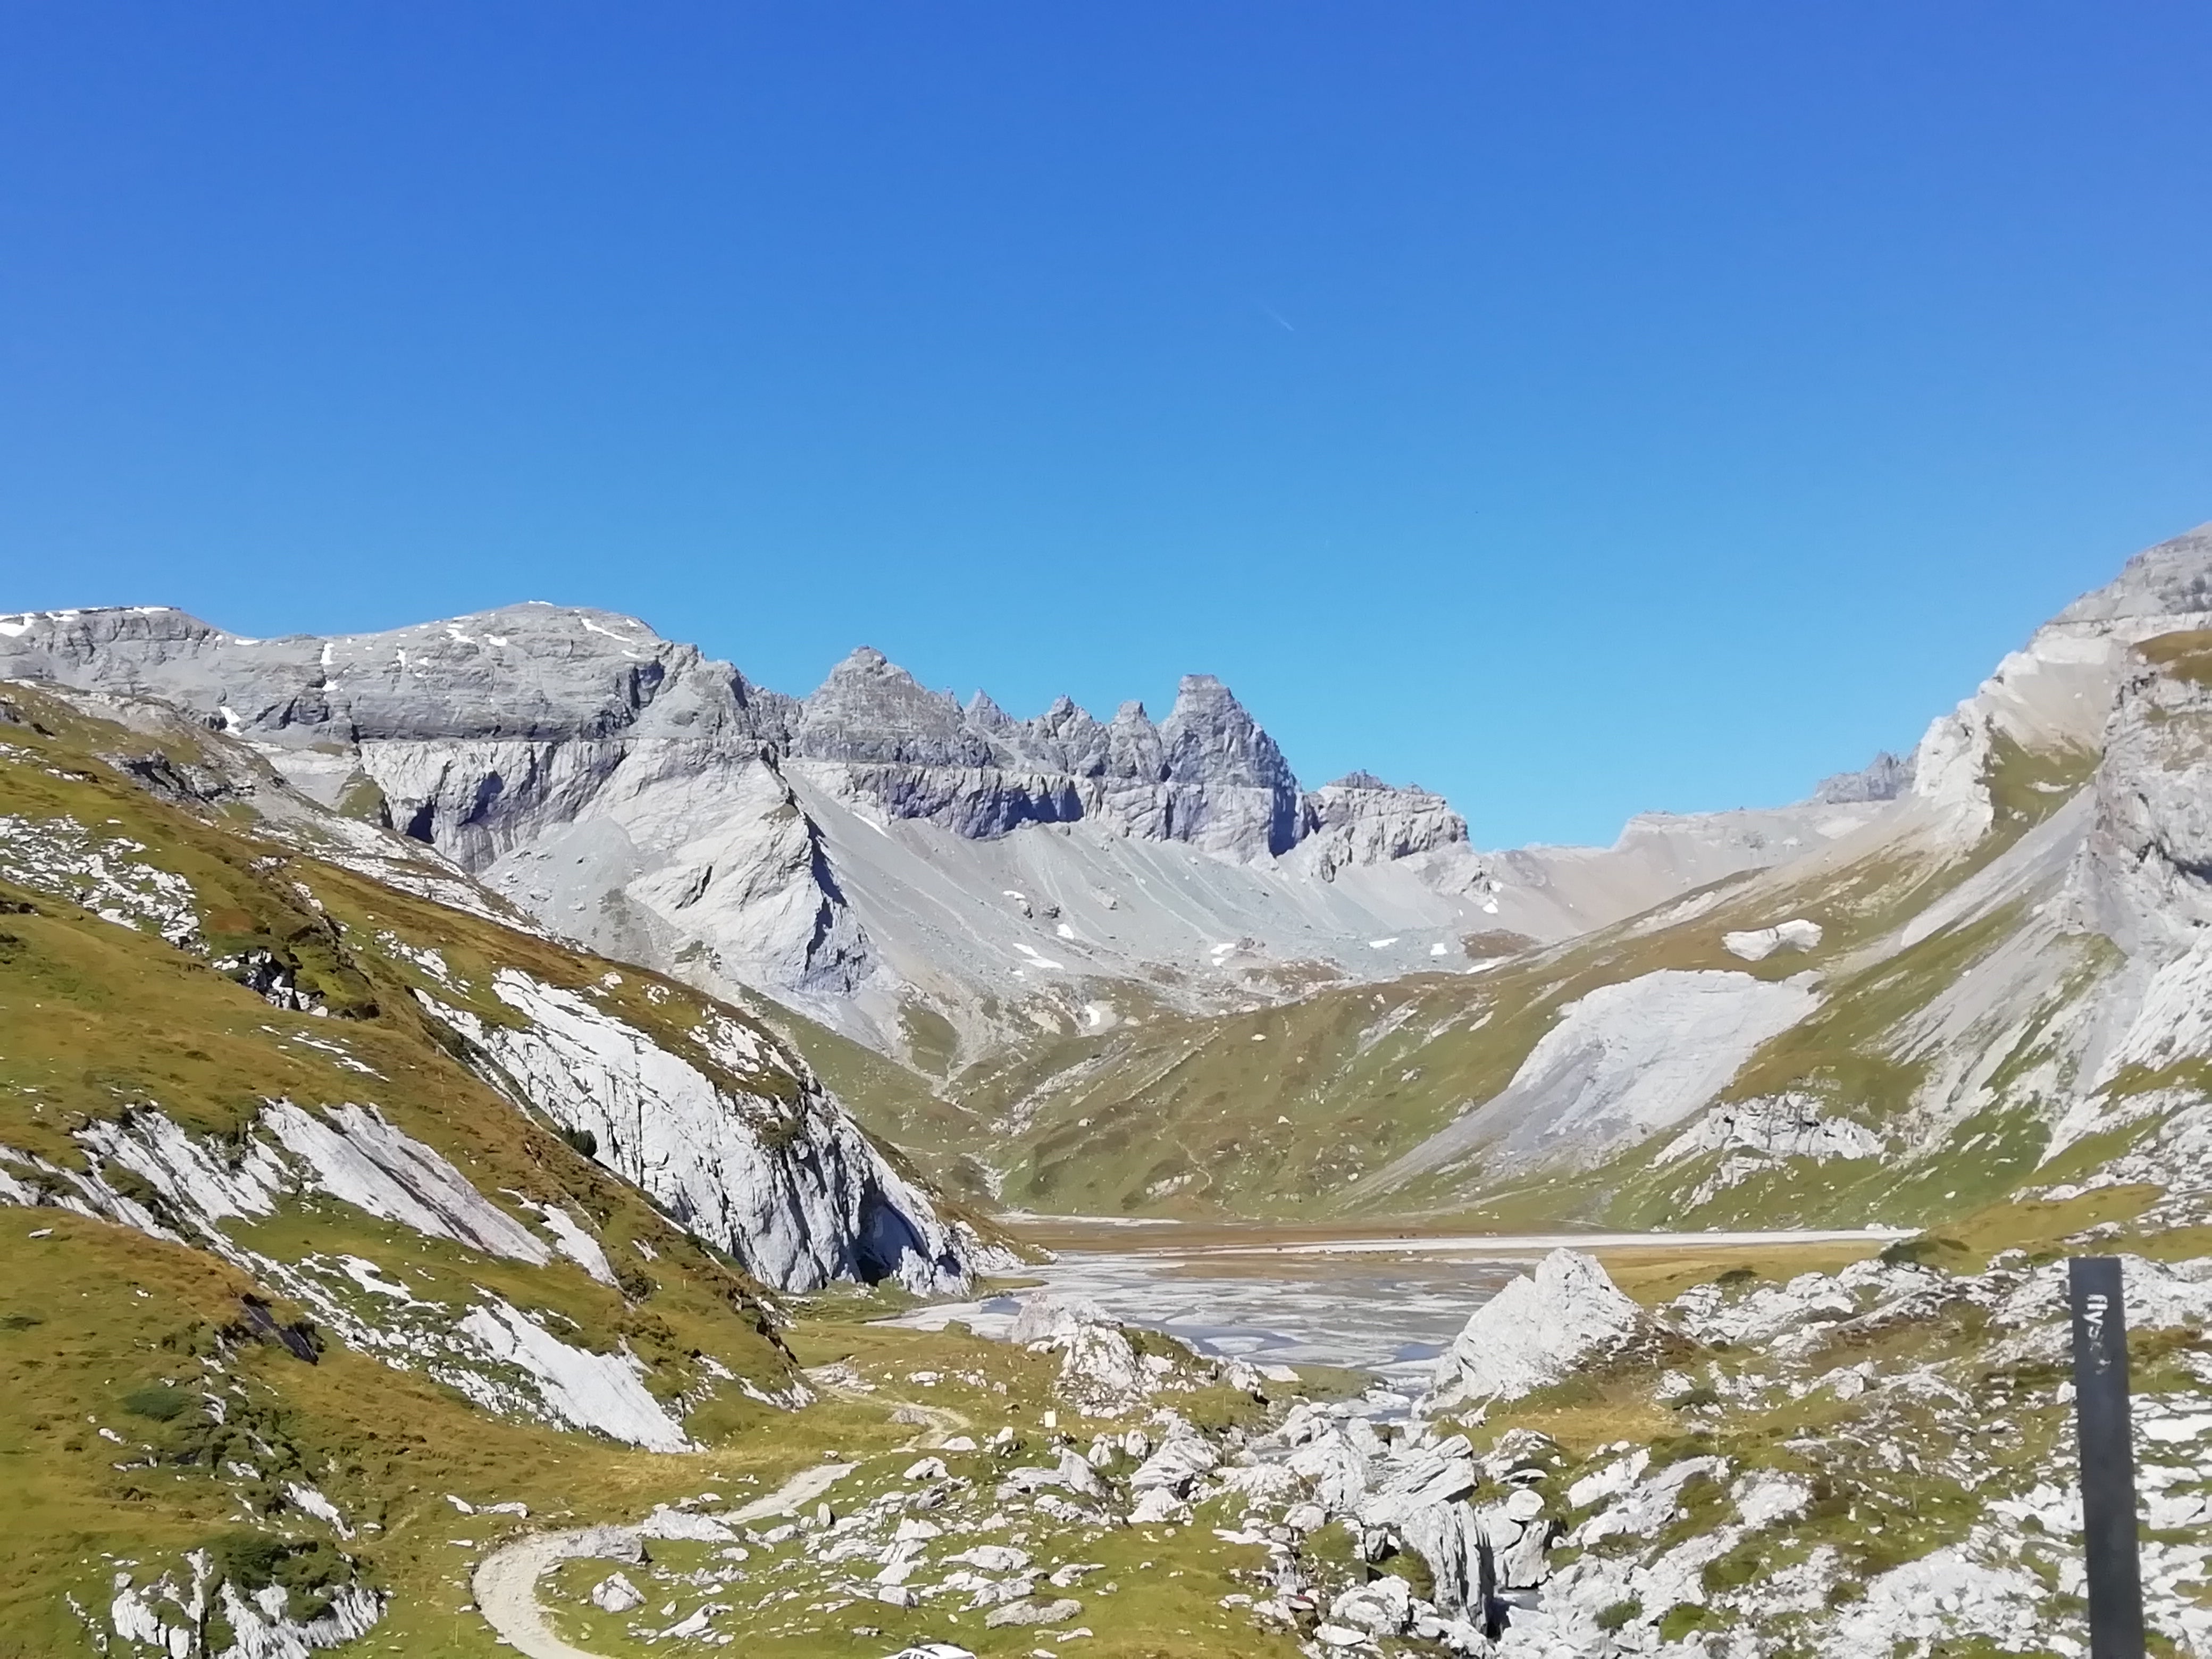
[724,1459,859,1524]
[472,1526,643,1659]
[472,1465,856,1659]
[802,1362,973,1450]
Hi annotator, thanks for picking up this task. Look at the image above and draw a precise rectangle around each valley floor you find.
[884,1225,1898,1392]
[438,1208,2212,1659]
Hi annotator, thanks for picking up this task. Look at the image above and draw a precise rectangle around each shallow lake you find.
[887,1221,1892,1388]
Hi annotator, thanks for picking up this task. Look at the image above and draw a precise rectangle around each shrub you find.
[122,1384,191,1423]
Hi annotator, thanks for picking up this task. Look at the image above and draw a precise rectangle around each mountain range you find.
[0,601,1892,1071]
[10,523,2212,1229]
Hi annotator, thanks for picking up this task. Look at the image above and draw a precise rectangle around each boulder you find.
[636,1504,736,1543]
[946,1544,1032,1574]
[983,1597,1084,1628]
[590,1572,643,1613]
[1426,1249,1645,1410]
[1721,918,1824,961]
[1129,1430,1220,1494]
[1056,1325,1149,1415]
[1330,1573,1415,1635]
[1128,1487,1188,1524]
[1009,1292,1115,1345]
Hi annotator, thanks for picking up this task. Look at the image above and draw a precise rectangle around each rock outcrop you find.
[1812,749,1915,804]
[1296,772,1470,878]
[426,969,984,1293]
[1006,1291,1255,1415]
[1426,1250,1647,1409]
[786,653,1304,856]
[2062,632,2212,957]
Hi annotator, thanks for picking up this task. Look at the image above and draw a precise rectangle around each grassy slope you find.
[0,686,892,1647]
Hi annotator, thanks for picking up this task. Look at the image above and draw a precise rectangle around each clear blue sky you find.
[4,5,2210,847]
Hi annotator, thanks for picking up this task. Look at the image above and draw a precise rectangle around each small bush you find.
[1658,1603,1714,1641]
[1881,1234,1966,1269]
[559,1125,599,1159]
[207,1534,353,1623]
[1597,1599,1641,1632]
[122,1384,191,1423]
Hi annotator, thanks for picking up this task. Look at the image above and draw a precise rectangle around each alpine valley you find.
[2,524,2211,1659]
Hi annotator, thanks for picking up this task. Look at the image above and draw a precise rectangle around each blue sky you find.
[4,5,2210,847]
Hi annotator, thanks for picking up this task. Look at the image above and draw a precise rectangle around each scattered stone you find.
[984,1598,1083,1628]
[948,1545,1032,1573]
[1127,1488,1187,1526]
[639,1505,737,1543]
[589,1572,643,1613]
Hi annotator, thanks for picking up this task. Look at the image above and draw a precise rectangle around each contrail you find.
[1260,302,1296,333]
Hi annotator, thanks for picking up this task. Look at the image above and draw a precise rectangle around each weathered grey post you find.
[2068,1255,2144,1659]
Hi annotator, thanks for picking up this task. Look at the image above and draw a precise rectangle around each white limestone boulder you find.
[590,1572,644,1613]
[1009,1292,1115,1345]
[1722,918,1823,961]
[1129,1429,1220,1494]
[1426,1248,1646,1410]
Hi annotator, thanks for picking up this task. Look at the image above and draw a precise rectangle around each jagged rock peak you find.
[1813,749,1916,805]
[1161,674,1292,785]
[1158,673,1301,854]
[966,689,1015,731]
[2056,522,2212,624]
[792,646,989,767]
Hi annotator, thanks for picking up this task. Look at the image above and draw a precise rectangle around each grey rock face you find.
[2056,522,2212,624]
[786,656,1304,858]
[1157,674,1302,856]
[0,608,1394,866]
[2064,644,2212,956]
[1813,749,1916,805]
[0,602,782,748]
[792,648,994,769]
[1298,772,1469,878]
[0,605,866,994]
